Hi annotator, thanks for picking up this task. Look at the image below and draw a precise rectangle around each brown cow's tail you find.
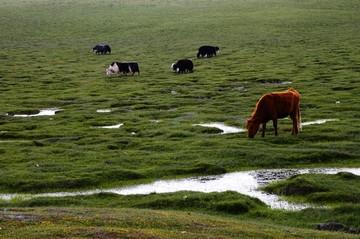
[297,103,302,131]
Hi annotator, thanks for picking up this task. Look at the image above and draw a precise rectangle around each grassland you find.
[0,0,360,237]
[4,206,360,239]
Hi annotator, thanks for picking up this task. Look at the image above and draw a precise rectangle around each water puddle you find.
[8,108,62,117]
[1,167,358,210]
[94,123,124,129]
[193,123,246,134]
[302,119,338,126]
[96,109,112,113]
[193,119,338,135]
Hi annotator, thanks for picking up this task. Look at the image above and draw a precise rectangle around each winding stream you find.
[1,168,359,210]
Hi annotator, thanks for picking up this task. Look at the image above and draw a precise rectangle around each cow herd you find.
[92,44,302,139]
[92,44,219,76]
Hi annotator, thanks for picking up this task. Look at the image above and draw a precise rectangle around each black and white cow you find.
[197,45,219,58]
[92,44,111,54]
[106,62,140,76]
[171,59,194,73]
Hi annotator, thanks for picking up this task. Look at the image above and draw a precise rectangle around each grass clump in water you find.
[263,172,360,205]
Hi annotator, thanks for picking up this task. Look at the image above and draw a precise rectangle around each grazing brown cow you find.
[246,88,301,138]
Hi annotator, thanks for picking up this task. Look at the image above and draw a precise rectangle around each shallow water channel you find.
[1,168,359,210]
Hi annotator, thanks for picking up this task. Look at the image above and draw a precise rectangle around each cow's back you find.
[272,91,299,118]
[252,89,299,121]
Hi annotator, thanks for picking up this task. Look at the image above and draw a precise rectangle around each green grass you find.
[263,172,360,205]
[0,0,360,237]
[260,173,360,230]
[3,207,359,239]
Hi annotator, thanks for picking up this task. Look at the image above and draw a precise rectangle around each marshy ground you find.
[0,0,359,238]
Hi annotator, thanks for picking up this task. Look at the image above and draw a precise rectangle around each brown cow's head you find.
[246,118,260,138]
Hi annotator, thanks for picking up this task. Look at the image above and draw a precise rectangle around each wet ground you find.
[5,108,338,134]
[2,110,347,209]
[193,119,338,134]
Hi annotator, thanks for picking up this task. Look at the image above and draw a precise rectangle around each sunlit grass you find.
[2,207,357,239]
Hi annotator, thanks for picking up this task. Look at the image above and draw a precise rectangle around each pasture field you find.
[0,0,360,237]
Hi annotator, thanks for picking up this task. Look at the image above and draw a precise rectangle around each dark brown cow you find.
[246,88,301,138]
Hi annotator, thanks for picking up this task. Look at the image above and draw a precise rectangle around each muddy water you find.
[1,168,359,210]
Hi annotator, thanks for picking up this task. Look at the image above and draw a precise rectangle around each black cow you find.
[197,45,219,58]
[171,59,194,73]
[106,62,140,76]
[92,44,111,54]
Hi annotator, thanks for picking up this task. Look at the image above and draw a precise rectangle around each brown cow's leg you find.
[261,123,266,137]
[292,118,298,135]
[273,119,278,136]
[290,114,298,135]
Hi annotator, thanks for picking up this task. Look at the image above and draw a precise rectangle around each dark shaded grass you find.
[0,191,267,214]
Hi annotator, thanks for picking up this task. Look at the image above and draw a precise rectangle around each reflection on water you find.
[1,168,359,210]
